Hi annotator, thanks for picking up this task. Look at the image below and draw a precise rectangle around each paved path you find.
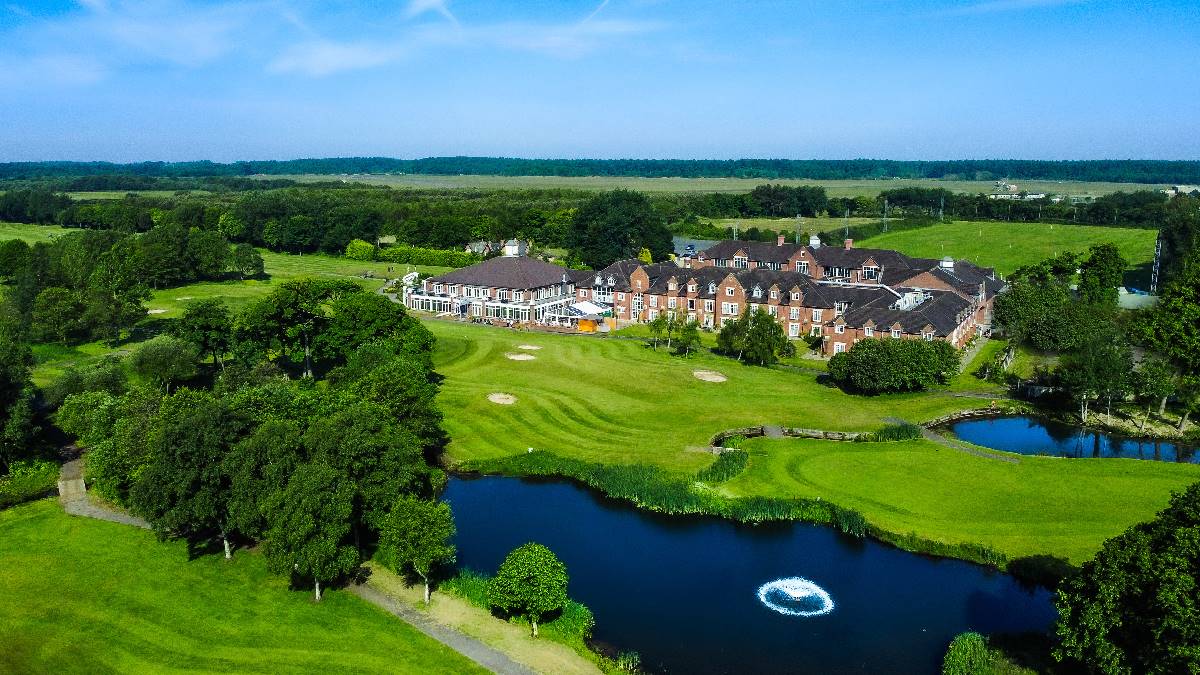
[884,417,1019,464]
[351,583,537,675]
[57,459,150,528]
[56,459,530,674]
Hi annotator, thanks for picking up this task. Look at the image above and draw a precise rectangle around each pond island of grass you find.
[428,320,1200,567]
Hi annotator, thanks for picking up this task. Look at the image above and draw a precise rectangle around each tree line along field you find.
[426,320,1200,564]
[0,500,484,674]
[264,174,1168,197]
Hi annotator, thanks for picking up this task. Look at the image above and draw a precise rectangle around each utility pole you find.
[1151,230,1163,293]
[883,197,889,233]
[732,221,739,240]
[938,195,945,222]
[843,209,850,239]
[795,214,802,243]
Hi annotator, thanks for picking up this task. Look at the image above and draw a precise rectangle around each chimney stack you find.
[844,238,853,250]
[777,234,786,247]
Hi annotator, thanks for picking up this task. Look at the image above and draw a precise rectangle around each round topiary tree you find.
[488,542,569,638]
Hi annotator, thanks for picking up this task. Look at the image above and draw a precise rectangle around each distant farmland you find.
[857,220,1158,277]
[262,173,1167,197]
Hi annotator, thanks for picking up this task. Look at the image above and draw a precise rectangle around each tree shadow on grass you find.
[1007,554,1076,591]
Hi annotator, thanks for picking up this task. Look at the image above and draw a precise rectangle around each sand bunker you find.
[146,309,167,315]
[487,393,517,405]
[693,370,727,383]
[177,296,193,300]
[505,353,536,361]
[516,344,542,351]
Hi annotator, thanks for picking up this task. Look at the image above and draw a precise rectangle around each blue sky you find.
[1,0,1197,161]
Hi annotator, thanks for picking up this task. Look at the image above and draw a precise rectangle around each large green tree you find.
[0,316,34,474]
[1057,331,1132,424]
[130,390,247,558]
[379,496,456,604]
[1078,243,1128,306]
[263,461,359,602]
[742,309,792,366]
[1055,481,1200,674]
[488,542,569,638]
[568,190,672,268]
[175,298,232,369]
[131,334,199,393]
[235,278,361,377]
[828,338,960,394]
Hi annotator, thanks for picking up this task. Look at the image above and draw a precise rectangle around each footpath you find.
[55,460,538,675]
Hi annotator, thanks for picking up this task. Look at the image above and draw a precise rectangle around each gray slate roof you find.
[431,256,571,289]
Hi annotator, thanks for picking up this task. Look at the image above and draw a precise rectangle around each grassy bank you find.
[364,564,603,675]
[0,500,485,673]
[720,436,1200,565]
[856,220,1157,276]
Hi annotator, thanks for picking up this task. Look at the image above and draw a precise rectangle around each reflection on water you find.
[445,476,1055,674]
[948,416,1197,463]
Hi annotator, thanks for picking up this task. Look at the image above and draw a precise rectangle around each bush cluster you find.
[376,245,481,268]
[941,632,990,675]
[859,423,923,443]
[695,449,749,483]
[828,338,961,393]
[0,460,58,509]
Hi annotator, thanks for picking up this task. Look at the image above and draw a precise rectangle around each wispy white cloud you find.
[0,54,107,86]
[941,0,1085,16]
[405,0,457,25]
[267,8,665,77]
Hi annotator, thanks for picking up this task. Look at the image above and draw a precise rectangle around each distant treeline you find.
[2,157,1199,183]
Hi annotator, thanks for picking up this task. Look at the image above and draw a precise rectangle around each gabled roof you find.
[840,291,972,337]
[700,240,804,264]
[431,256,570,289]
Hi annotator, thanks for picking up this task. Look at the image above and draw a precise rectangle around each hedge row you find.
[344,238,481,268]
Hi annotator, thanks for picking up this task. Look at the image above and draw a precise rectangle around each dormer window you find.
[863,266,880,280]
[688,283,697,293]
[607,276,615,285]
[834,302,848,316]
[708,283,717,294]
[923,332,934,341]
[864,326,874,337]
[835,324,845,334]
[733,255,749,269]
[752,286,762,298]
[668,280,678,291]
[796,261,809,274]
[891,328,901,338]
[595,275,602,285]
[770,290,778,299]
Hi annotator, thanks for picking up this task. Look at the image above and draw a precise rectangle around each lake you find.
[444,475,1055,674]
[948,415,1197,464]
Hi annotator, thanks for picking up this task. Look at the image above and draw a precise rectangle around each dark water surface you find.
[949,415,1197,463]
[444,476,1055,674]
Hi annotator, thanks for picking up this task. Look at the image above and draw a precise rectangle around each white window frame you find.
[667,297,677,309]
[835,324,845,334]
[834,342,846,354]
[812,308,823,322]
[864,326,874,337]
[649,296,658,308]
[726,287,735,297]
[790,307,800,320]
[891,329,901,338]
[704,300,714,312]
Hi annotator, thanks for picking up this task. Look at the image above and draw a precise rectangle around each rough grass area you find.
[0,500,485,674]
[718,437,1200,564]
[856,220,1157,276]
[428,320,982,473]
[365,564,601,675]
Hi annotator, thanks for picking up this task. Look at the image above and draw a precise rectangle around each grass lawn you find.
[0,499,485,674]
[427,319,982,473]
[856,220,1158,276]
[718,437,1200,564]
[0,221,70,242]
[706,215,878,235]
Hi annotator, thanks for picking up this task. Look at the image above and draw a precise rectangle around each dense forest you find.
[2,157,1199,183]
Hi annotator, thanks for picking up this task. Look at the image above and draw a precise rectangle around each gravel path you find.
[57,459,150,528]
[351,583,537,675]
[884,417,1019,464]
[56,458,529,674]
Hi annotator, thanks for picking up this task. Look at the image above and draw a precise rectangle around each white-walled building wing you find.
[404,256,580,323]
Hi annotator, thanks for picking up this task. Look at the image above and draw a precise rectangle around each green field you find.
[706,215,878,236]
[429,320,982,472]
[857,220,1158,276]
[428,320,1197,563]
[266,174,1165,197]
[0,500,484,674]
[719,437,1200,564]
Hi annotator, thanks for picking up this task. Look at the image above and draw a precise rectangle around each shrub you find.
[859,423,923,442]
[695,450,749,483]
[0,459,59,509]
[942,632,990,675]
[344,239,377,261]
[828,338,960,394]
[377,246,481,268]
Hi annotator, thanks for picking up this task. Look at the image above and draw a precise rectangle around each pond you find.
[948,415,1198,464]
[444,476,1055,674]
